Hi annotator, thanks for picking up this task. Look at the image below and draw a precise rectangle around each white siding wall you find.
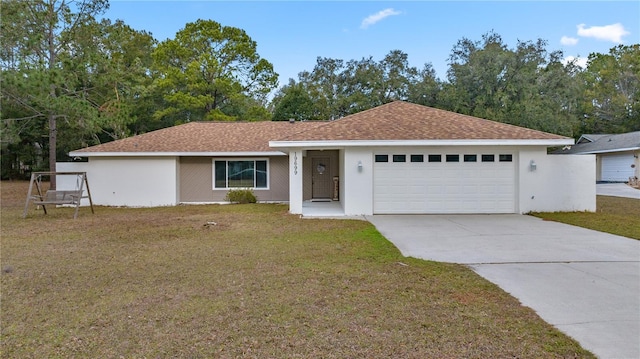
[518,149,595,213]
[59,157,179,207]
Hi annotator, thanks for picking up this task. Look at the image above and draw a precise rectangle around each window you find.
[428,154,442,162]
[393,154,406,162]
[375,155,388,163]
[214,160,267,189]
[446,154,459,162]
[410,154,424,163]
[481,154,495,162]
[464,154,477,162]
[499,154,513,162]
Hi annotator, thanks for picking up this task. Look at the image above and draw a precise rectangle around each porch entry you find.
[311,157,332,200]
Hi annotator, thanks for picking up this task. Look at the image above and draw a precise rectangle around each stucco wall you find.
[178,156,289,203]
[636,150,640,179]
[339,145,595,215]
[61,157,179,207]
[518,149,595,213]
[56,162,92,206]
[342,147,374,215]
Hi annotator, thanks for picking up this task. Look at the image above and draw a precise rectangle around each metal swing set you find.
[23,172,95,219]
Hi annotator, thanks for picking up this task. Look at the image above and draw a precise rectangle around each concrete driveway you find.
[597,183,640,199]
[366,214,640,359]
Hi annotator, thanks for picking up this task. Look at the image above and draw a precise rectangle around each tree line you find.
[2,0,639,180]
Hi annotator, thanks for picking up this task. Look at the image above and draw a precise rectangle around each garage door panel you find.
[601,154,634,182]
[374,153,515,214]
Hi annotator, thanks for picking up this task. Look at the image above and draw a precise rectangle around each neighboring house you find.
[554,132,640,182]
[68,101,595,215]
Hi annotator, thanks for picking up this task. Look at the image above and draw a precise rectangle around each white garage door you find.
[374,153,516,214]
[601,153,635,182]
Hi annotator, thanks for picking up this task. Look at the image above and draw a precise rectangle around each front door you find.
[312,157,331,199]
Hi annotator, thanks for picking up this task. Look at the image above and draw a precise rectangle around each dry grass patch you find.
[2,181,593,358]
[532,196,640,240]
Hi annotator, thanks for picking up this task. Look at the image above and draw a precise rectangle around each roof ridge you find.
[275,101,412,141]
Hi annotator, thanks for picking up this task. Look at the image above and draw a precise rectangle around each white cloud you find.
[560,36,579,46]
[577,23,630,43]
[360,8,401,29]
[562,56,588,69]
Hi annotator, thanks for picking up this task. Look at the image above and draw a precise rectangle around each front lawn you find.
[531,195,640,240]
[2,181,593,358]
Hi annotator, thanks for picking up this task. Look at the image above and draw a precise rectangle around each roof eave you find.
[68,151,288,157]
[269,138,574,149]
[567,146,640,155]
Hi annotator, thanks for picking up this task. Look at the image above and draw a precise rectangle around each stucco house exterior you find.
[554,131,640,182]
[67,101,595,216]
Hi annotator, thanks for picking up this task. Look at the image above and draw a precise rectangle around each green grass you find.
[2,181,594,358]
[531,195,640,240]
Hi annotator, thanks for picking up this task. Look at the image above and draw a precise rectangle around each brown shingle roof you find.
[73,101,569,155]
[275,101,569,141]
[72,121,323,154]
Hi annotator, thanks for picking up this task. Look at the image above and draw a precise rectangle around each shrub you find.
[224,189,257,204]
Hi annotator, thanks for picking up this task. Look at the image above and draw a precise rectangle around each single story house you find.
[554,131,640,182]
[67,101,595,216]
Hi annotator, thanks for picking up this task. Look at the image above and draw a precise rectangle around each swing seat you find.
[33,190,83,205]
[23,171,95,219]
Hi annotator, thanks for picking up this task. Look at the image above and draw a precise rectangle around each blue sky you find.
[106,1,640,88]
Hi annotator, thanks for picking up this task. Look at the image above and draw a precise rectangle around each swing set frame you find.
[23,172,95,219]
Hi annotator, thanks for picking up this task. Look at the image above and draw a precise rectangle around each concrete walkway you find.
[597,183,640,199]
[366,214,640,359]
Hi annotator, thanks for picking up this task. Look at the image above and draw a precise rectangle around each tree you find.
[441,32,581,136]
[378,50,416,102]
[152,19,278,123]
[272,81,314,121]
[298,57,347,120]
[1,0,109,187]
[581,44,640,133]
[79,19,158,141]
[407,63,442,107]
[285,51,436,121]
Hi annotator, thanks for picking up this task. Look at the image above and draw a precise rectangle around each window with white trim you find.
[214,160,268,189]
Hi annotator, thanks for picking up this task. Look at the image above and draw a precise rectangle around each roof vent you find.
[289,118,295,124]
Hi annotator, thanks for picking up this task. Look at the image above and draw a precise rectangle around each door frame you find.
[311,156,332,200]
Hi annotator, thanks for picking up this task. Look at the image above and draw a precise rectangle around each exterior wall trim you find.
[568,147,640,155]
[69,151,287,157]
[270,139,573,149]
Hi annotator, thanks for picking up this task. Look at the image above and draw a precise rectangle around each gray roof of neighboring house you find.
[555,131,640,154]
